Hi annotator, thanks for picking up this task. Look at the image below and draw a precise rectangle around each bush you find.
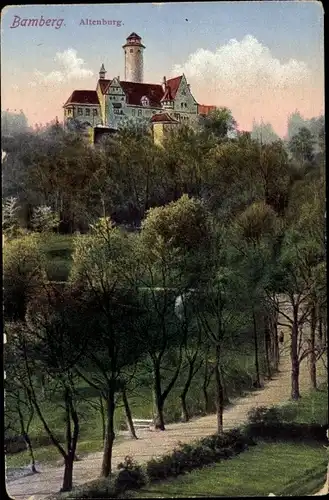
[146,429,254,482]
[245,422,327,443]
[115,456,147,491]
[247,406,281,425]
[63,477,117,499]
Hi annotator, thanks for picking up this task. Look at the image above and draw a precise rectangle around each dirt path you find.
[6,300,326,500]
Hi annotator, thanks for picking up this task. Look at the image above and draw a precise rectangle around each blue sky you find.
[1,2,324,134]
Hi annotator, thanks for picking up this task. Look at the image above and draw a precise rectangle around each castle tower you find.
[99,63,106,80]
[122,32,145,83]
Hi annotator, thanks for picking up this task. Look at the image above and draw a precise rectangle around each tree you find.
[31,205,60,232]
[198,107,237,139]
[266,228,322,399]
[288,127,316,166]
[69,217,145,477]
[251,120,280,144]
[5,337,38,473]
[2,196,23,238]
[3,234,46,322]
[6,283,89,492]
[232,201,282,384]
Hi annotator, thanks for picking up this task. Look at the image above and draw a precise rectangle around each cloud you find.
[30,48,93,86]
[172,35,310,95]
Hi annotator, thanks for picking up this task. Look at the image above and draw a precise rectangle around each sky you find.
[1,1,324,136]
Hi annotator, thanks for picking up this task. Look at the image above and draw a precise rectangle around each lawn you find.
[131,442,327,497]
[130,384,328,498]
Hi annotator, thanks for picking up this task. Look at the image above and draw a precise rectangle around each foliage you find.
[198,107,237,139]
[31,206,60,232]
[145,429,253,482]
[115,456,147,491]
[3,234,46,321]
[2,196,23,238]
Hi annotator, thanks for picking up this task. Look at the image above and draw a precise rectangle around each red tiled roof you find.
[65,75,185,109]
[160,86,173,102]
[198,104,217,115]
[97,79,112,94]
[120,81,164,107]
[151,113,179,124]
[166,76,182,99]
[64,90,100,107]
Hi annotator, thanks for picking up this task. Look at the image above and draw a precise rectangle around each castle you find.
[63,32,215,137]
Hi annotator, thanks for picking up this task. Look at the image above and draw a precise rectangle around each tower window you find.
[181,103,184,108]
[130,49,133,53]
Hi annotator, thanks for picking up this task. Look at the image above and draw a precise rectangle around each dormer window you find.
[141,96,149,107]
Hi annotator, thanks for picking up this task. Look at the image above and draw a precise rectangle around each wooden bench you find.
[132,419,154,430]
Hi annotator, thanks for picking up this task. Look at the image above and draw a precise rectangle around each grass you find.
[129,383,328,498]
[131,442,328,497]
[279,383,328,424]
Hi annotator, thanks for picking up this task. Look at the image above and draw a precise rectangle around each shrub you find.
[247,406,281,425]
[245,422,327,443]
[63,477,117,499]
[115,456,147,491]
[146,429,253,482]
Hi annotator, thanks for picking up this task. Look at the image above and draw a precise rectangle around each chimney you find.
[162,76,167,92]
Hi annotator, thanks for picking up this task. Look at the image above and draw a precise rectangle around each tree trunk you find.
[252,309,261,388]
[179,355,199,422]
[264,315,272,379]
[291,308,300,400]
[309,304,317,390]
[273,316,280,371]
[23,433,37,473]
[318,314,323,345]
[202,350,214,414]
[99,395,106,445]
[60,385,80,491]
[122,386,138,439]
[180,393,189,422]
[101,385,116,477]
[61,454,74,492]
[152,362,165,430]
[214,345,224,434]
[17,402,37,474]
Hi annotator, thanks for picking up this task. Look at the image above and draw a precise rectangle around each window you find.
[138,109,142,116]
[141,96,149,106]
[185,103,187,108]
[132,109,135,116]
[85,108,90,116]
[130,49,133,53]
[78,108,83,115]
[181,103,184,108]
[93,109,98,116]
[181,90,186,96]
[67,109,72,115]
[121,97,124,101]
